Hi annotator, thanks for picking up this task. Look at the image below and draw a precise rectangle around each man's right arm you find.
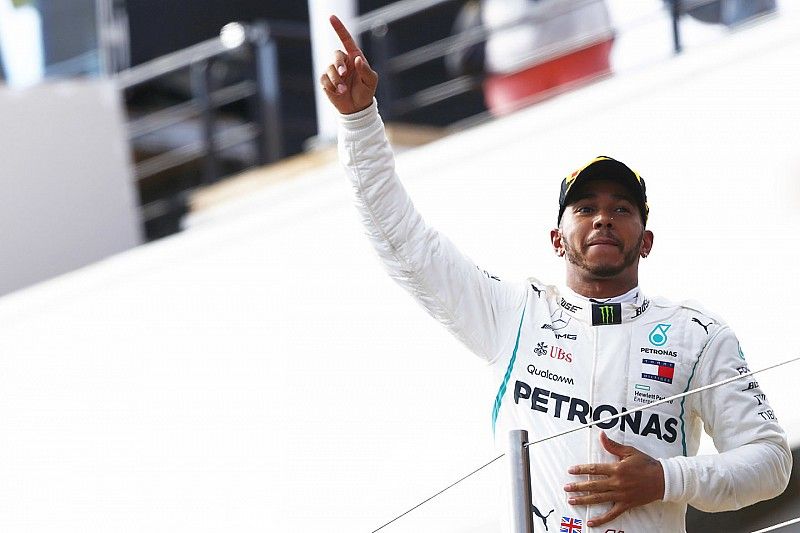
[322,16,526,362]
[337,100,525,361]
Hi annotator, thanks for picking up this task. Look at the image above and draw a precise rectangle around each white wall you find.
[0,9,798,533]
[0,80,142,296]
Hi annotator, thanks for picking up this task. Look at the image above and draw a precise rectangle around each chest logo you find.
[641,358,675,384]
[591,303,621,326]
[534,342,548,357]
[649,323,671,346]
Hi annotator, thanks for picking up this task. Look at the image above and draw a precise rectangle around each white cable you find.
[525,355,800,448]
[751,516,800,533]
[370,355,800,532]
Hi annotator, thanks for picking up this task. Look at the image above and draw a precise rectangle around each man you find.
[321,15,791,531]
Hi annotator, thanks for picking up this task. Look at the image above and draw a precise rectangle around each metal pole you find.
[369,23,394,120]
[670,0,683,54]
[508,430,533,533]
[190,59,218,184]
[251,22,284,165]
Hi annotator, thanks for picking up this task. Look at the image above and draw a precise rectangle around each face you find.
[551,180,653,280]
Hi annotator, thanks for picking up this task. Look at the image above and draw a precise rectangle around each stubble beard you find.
[563,231,644,278]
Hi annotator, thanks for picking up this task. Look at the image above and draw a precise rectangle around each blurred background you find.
[0,1,798,531]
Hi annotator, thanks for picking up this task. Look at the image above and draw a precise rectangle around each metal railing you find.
[119,0,773,237]
[353,0,621,120]
[349,0,774,122]
[115,20,309,234]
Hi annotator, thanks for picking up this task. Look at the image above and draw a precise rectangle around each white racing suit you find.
[338,102,791,532]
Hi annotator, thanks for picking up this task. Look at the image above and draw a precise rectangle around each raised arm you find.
[320,15,527,363]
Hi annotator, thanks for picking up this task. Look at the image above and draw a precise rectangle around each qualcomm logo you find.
[649,323,671,346]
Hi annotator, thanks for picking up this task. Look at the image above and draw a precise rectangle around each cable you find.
[368,355,800,532]
[369,453,506,533]
[751,517,800,533]
[526,355,800,448]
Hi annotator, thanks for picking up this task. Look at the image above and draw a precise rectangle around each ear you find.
[640,229,654,258]
[551,228,565,257]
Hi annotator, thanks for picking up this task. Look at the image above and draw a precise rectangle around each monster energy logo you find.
[592,302,622,326]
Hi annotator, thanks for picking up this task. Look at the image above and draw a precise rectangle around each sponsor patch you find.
[560,516,582,532]
[560,297,582,313]
[634,299,650,317]
[641,347,678,357]
[648,323,671,346]
[527,364,574,385]
[641,358,675,384]
[591,303,621,325]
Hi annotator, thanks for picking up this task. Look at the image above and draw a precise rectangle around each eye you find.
[615,206,631,214]
[576,205,594,214]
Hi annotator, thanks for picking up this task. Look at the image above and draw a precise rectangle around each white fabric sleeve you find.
[659,327,792,511]
[337,101,527,363]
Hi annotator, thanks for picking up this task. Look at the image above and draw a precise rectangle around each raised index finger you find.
[330,15,362,56]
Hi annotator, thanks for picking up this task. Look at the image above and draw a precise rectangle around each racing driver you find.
[321,15,791,532]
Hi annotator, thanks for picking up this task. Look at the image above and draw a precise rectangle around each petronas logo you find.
[649,324,671,346]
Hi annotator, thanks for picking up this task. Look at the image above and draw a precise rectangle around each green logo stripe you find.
[679,357,702,456]
[492,308,526,434]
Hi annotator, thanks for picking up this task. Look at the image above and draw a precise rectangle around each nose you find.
[593,209,614,229]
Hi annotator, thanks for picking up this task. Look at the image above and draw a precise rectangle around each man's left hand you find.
[563,431,665,527]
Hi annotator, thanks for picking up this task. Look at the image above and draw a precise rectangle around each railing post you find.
[367,22,395,121]
[670,0,683,54]
[250,22,284,165]
[190,59,218,185]
[508,430,533,533]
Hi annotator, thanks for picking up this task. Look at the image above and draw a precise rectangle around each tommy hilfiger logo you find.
[641,358,675,384]
[591,303,622,326]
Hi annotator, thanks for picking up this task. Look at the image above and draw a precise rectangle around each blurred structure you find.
[0,1,797,530]
[0,0,785,252]
[0,80,142,297]
[481,0,614,115]
[676,0,776,27]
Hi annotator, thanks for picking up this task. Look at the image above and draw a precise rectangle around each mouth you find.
[587,238,621,248]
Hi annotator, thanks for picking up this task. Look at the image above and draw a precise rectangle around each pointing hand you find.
[320,15,379,115]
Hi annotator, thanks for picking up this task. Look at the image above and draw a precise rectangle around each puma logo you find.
[531,283,543,298]
[531,504,554,531]
[692,317,712,334]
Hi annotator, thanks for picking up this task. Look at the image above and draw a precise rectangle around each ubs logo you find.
[549,345,573,363]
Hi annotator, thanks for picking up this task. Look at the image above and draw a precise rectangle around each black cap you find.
[557,156,649,225]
